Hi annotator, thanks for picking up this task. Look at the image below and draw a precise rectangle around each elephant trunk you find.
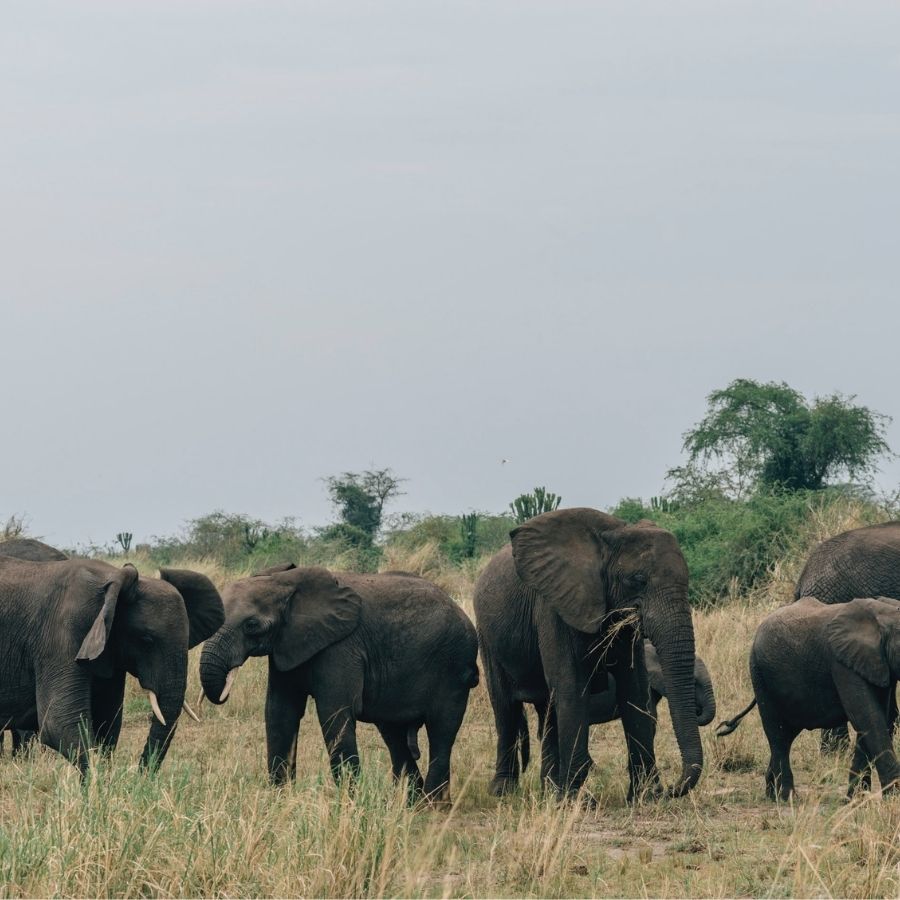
[694,658,717,727]
[139,666,186,771]
[644,605,703,796]
[199,628,243,705]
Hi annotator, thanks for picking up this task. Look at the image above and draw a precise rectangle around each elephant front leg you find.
[265,660,307,786]
[91,672,126,756]
[315,697,360,785]
[838,678,900,795]
[614,656,660,802]
[36,669,94,776]
[552,688,593,801]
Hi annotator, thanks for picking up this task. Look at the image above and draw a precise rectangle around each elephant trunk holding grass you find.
[0,549,223,773]
[475,508,703,802]
[199,564,479,801]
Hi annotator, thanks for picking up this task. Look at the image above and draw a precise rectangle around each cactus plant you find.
[509,487,562,524]
[458,512,479,559]
[115,532,133,555]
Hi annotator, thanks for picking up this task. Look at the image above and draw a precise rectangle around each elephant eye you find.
[245,617,264,635]
[139,635,154,646]
[630,573,648,587]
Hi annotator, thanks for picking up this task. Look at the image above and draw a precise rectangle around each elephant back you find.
[0,538,68,562]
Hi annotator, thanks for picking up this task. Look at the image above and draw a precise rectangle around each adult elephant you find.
[475,508,703,801]
[717,521,900,745]
[0,537,68,561]
[200,564,479,801]
[0,554,223,774]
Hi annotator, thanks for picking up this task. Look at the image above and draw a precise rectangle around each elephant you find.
[719,521,900,749]
[718,596,900,800]
[0,554,224,774]
[474,508,703,802]
[199,564,479,801]
[0,537,68,562]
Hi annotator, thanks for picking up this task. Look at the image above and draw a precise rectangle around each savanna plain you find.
[2,506,900,898]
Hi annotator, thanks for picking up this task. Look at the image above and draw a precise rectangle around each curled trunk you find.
[694,658,717,726]
[199,628,241,705]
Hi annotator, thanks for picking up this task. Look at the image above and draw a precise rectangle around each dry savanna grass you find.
[3,508,900,898]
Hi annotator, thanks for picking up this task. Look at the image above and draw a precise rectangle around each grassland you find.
[2,503,900,898]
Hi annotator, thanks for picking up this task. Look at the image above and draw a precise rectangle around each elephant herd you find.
[0,514,899,807]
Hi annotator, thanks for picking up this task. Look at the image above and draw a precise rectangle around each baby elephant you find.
[727,596,900,800]
[200,565,479,801]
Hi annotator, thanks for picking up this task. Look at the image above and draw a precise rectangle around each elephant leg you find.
[756,695,798,801]
[614,655,660,803]
[840,684,900,795]
[537,700,560,792]
[820,724,850,753]
[482,658,523,797]
[422,691,468,803]
[91,673,126,756]
[265,661,307,786]
[848,734,873,797]
[376,722,424,798]
[315,698,360,785]
[36,670,94,775]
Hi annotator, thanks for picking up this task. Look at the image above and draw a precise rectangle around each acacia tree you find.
[323,468,405,546]
[670,379,892,499]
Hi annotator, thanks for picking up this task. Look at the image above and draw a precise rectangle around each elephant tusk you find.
[182,700,201,723]
[147,691,166,727]
[197,688,205,710]
[219,668,238,702]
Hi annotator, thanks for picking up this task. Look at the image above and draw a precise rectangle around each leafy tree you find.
[323,468,405,546]
[671,379,892,498]
[510,487,562,524]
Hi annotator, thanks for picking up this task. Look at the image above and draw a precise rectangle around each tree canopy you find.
[670,379,892,499]
[322,468,405,546]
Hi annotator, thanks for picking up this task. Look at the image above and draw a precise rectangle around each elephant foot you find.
[489,775,519,797]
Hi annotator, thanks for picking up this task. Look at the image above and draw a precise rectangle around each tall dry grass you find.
[1,503,899,897]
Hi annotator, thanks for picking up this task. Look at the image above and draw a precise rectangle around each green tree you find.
[672,379,892,498]
[323,468,405,546]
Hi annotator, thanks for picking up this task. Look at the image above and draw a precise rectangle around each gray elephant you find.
[475,508,703,802]
[0,553,223,773]
[199,564,479,801]
[719,596,900,800]
[719,521,900,748]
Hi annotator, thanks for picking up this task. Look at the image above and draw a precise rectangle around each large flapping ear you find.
[510,508,625,634]
[826,598,891,687]
[252,562,297,577]
[272,567,362,671]
[76,564,139,663]
[159,568,225,648]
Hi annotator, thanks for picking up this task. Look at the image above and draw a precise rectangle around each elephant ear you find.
[252,562,297,577]
[272,567,362,671]
[510,508,625,633]
[76,564,139,664]
[159,568,225,648]
[826,598,891,687]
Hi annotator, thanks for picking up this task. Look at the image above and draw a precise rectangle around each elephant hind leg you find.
[423,690,469,803]
[376,722,424,800]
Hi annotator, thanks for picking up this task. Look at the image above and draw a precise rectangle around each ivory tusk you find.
[182,700,201,723]
[219,668,238,702]
[147,690,166,726]
[197,688,205,710]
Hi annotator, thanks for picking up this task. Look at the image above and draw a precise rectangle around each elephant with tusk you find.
[0,539,223,774]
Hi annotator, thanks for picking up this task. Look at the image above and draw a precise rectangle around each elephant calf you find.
[200,565,479,801]
[722,596,900,800]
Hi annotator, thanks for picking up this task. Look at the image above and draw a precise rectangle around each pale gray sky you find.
[2,1,899,547]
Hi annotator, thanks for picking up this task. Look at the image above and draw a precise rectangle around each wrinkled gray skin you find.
[200,564,479,801]
[0,539,68,753]
[721,523,900,750]
[725,597,900,800]
[474,508,703,802]
[0,546,224,774]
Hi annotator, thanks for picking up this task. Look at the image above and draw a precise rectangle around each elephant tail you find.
[406,725,421,761]
[715,698,757,737]
[517,705,530,772]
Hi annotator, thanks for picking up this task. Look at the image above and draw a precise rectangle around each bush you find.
[385,513,515,564]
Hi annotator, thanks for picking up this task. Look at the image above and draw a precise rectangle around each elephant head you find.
[510,508,703,795]
[199,564,362,703]
[79,563,224,768]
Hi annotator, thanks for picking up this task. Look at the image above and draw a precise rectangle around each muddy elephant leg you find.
[265,661,306,786]
[423,690,469,803]
[92,672,126,756]
[377,722,424,798]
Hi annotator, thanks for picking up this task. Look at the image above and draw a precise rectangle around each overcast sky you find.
[2,1,899,548]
